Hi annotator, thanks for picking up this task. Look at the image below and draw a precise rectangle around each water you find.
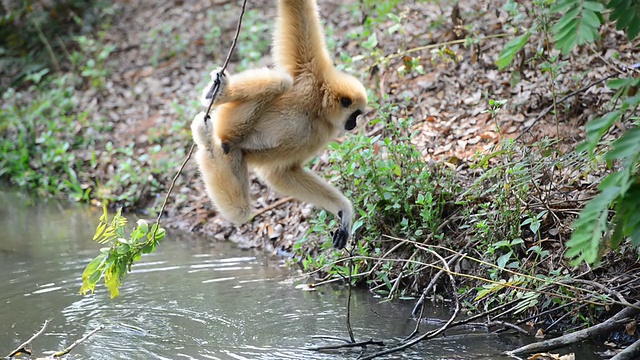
[0,190,601,359]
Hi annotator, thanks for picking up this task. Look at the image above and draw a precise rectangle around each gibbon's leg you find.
[200,68,293,150]
[258,165,353,249]
[191,112,252,224]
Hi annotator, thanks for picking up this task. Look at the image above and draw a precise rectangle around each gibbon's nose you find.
[345,109,362,130]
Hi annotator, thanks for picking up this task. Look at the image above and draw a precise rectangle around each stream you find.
[0,190,603,359]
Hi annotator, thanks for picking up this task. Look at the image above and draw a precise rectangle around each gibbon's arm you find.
[272,0,333,76]
[201,68,293,108]
[201,68,293,150]
[258,165,353,248]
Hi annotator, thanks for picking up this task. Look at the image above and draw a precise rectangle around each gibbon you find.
[191,0,368,249]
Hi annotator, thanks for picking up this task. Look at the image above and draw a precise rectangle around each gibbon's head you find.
[323,70,368,131]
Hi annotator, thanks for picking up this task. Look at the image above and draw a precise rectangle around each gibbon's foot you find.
[201,68,228,106]
[332,227,349,249]
[332,210,351,249]
[191,112,216,153]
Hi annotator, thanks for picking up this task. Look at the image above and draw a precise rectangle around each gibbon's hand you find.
[331,211,350,249]
[205,70,226,100]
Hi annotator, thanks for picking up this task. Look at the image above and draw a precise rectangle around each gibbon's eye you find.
[340,97,352,108]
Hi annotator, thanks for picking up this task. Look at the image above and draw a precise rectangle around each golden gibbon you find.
[191,0,368,249]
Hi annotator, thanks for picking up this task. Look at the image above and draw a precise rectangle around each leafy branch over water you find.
[80,205,165,298]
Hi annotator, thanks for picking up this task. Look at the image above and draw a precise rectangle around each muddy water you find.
[0,190,601,359]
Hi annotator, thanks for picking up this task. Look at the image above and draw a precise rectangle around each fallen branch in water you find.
[359,247,461,360]
[506,300,640,356]
[305,338,385,351]
[48,325,104,358]
[5,319,50,358]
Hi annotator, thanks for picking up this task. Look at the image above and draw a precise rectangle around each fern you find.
[496,31,532,70]
[565,186,618,265]
[566,78,640,265]
[552,0,603,55]
[608,0,640,40]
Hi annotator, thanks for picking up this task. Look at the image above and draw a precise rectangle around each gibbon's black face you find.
[345,109,361,130]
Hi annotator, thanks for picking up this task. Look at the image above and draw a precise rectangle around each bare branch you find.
[49,325,105,358]
[6,320,50,359]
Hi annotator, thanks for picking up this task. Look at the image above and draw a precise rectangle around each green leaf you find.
[497,251,513,269]
[496,32,531,70]
[605,127,640,161]
[553,2,602,54]
[566,186,620,265]
[137,219,149,234]
[578,110,622,154]
[583,1,605,12]
[608,0,640,40]
[362,34,378,50]
[80,253,108,295]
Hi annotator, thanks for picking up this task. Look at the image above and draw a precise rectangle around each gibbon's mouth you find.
[344,109,362,130]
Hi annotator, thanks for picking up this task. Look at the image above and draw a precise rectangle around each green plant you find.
[71,34,115,89]
[81,205,166,298]
[0,76,91,200]
[0,0,112,87]
[498,0,640,70]
[296,102,458,284]
[566,77,640,264]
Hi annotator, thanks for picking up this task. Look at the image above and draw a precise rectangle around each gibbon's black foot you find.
[221,142,230,155]
[332,227,349,249]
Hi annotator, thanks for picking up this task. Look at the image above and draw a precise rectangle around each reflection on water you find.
[0,190,600,359]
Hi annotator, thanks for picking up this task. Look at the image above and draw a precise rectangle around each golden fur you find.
[191,0,368,248]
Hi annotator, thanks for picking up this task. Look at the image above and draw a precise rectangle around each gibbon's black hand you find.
[206,71,226,100]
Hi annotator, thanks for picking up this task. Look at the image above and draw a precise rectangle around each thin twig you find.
[488,321,529,335]
[251,197,293,219]
[305,339,385,351]
[412,254,461,316]
[346,247,356,343]
[50,325,105,358]
[361,249,460,359]
[515,71,621,141]
[148,0,248,242]
[380,33,509,63]
[6,319,50,358]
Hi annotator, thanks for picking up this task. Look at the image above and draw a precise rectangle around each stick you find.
[506,300,640,356]
[305,339,385,351]
[515,72,620,141]
[148,0,248,242]
[251,197,293,218]
[5,320,50,358]
[50,325,105,358]
[360,249,460,359]
[610,337,640,360]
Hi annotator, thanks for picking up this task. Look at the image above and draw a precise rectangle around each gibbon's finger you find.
[205,69,227,100]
